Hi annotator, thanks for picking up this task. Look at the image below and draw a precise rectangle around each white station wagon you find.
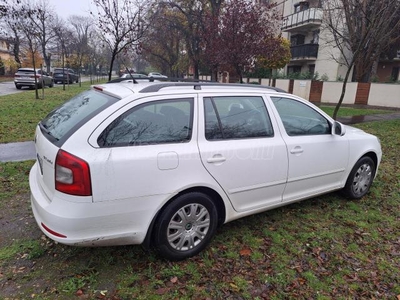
[29,81,382,260]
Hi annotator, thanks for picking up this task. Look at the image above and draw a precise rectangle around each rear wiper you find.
[39,123,59,141]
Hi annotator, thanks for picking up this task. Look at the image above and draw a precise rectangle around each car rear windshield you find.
[18,69,35,74]
[40,89,118,146]
[54,69,71,74]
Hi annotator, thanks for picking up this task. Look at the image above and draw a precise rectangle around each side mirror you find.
[332,121,346,136]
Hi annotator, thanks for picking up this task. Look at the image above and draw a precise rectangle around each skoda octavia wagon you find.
[29,81,382,260]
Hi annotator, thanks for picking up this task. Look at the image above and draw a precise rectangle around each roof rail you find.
[106,77,156,84]
[106,76,216,84]
[138,82,287,93]
[154,77,216,83]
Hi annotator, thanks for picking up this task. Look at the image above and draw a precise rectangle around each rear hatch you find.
[34,89,119,201]
[15,69,36,82]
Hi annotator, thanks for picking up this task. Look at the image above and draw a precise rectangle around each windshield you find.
[40,89,118,146]
[54,69,72,73]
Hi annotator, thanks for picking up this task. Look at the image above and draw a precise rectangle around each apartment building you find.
[275,0,400,82]
[0,37,13,75]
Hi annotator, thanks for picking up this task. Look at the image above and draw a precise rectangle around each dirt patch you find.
[0,193,41,248]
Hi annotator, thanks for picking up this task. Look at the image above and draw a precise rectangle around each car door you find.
[197,94,288,212]
[270,96,349,202]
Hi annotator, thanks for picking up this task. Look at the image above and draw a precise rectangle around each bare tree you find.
[87,30,110,82]
[25,0,56,73]
[53,17,75,90]
[324,0,400,119]
[1,0,47,98]
[1,0,23,67]
[92,0,150,81]
[2,14,22,68]
[69,15,93,86]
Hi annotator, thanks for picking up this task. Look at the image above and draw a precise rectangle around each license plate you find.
[37,153,43,175]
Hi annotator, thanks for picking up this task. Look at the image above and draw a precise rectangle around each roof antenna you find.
[124,66,137,84]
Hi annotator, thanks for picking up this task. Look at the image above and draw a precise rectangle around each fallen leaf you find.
[170,276,178,283]
[230,283,239,291]
[76,289,83,296]
[240,248,252,256]
[155,287,169,295]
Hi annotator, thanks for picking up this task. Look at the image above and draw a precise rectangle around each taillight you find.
[55,150,92,196]
[15,74,20,78]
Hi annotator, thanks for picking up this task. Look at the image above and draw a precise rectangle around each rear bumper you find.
[14,80,36,86]
[29,163,159,246]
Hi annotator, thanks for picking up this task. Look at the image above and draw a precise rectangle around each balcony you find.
[290,44,319,60]
[282,8,323,32]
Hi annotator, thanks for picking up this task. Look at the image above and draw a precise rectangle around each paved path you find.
[1,113,400,163]
[0,141,35,162]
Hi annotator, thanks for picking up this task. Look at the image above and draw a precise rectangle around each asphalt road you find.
[0,77,93,97]
[0,81,23,96]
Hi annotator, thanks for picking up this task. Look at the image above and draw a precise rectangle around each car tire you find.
[153,192,218,261]
[343,156,375,199]
[49,81,54,88]
[15,85,21,90]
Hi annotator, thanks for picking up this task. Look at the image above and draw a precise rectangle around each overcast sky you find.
[47,0,96,20]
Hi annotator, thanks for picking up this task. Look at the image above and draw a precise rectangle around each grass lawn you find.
[0,86,399,299]
[320,105,393,117]
[0,81,105,143]
[0,76,14,83]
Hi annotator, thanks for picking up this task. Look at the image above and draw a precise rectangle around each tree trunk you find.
[44,54,51,73]
[236,65,243,83]
[12,29,21,67]
[32,56,39,100]
[193,61,199,79]
[108,51,117,81]
[333,63,354,120]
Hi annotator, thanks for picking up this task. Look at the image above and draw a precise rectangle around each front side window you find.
[204,96,273,140]
[98,98,193,147]
[271,97,330,136]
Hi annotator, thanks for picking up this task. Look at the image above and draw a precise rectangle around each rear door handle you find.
[290,146,303,154]
[207,155,226,163]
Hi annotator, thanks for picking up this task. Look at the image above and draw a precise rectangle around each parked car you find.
[148,72,168,78]
[14,68,54,89]
[30,82,382,261]
[120,73,148,79]
[53,68,79,84]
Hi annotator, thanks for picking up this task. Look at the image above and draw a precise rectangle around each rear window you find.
[17,69,35,74]
[54,69,68,73]
[54,68,74,73]
[40,89,118,146]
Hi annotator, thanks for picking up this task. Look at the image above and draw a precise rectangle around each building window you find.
[294,1,310,13]
[308,65,315,77]
[288,66,302,75]
[291,34,305,46]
